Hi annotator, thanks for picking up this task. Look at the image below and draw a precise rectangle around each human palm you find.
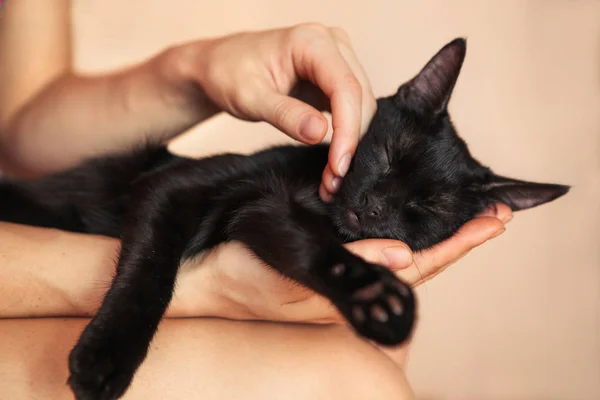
[177,204,511,324]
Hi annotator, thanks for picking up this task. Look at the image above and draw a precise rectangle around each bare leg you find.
[0,318,413,400]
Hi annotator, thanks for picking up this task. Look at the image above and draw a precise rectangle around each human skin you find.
[0,318,414,400]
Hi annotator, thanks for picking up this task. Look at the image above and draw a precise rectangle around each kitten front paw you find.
[68,334,141,400]
[329,259,416,346]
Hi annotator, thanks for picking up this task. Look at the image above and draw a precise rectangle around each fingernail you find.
[381,246,413,268]
[337,153,351,177]
[299,115,324,142]
[490,228,506,239]
[479,209,495,218]
[331,177,341,190]
[502,214,513,224]
[321,190,333,203]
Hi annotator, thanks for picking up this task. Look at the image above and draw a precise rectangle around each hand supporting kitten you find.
[172,204,510,323]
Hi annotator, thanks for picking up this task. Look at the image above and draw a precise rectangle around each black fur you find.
[0,38,569,400]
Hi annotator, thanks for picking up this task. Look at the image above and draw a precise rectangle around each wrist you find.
[153,42,220,124]
[165,256,231,318]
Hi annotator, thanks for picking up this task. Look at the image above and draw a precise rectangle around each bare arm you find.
[1,4,376,197]
[0,0,71,127]
[0,0,217,178]
[0,205,509,320]
[0,222,223,318]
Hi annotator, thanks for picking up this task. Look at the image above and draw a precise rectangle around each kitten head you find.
[332,38,569,250]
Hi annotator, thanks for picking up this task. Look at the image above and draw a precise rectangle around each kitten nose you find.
[360,194,383,219]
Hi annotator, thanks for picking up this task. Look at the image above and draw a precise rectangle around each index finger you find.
[399,216,505,287]
[290,28,362,177]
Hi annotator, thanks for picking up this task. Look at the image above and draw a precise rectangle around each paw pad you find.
[330,263,346,276]
[386,295,404,316]
[330,259,416,346]
[370,304,389,322]
[352,281,384,301]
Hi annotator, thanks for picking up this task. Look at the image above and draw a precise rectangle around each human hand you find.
[172,203,512,323]
[165,24,376,202]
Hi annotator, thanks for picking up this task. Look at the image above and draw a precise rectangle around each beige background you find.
[72,1,599,399]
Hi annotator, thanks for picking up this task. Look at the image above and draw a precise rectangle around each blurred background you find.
[69,0,600,399]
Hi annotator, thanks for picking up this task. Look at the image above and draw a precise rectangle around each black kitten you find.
[0,38,568,400]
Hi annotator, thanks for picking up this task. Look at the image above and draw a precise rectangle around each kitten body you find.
[0,39,568,400]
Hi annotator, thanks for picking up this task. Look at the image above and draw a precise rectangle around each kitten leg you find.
[67,191,192,400]
[226,195,416,346]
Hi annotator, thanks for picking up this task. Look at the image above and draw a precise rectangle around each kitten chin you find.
[330,206,363,242]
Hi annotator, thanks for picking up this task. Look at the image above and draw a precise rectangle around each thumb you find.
[344,239,414,271]
[257,91,329,144]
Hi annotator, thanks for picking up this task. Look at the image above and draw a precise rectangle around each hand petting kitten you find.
[167,24,376,201]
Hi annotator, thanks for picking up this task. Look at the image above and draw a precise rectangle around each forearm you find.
[0,47,219,178]
[0,222,219,318]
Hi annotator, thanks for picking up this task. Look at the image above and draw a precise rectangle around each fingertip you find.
[495,203,513,224]
[344,238,412,268]
[477,203,513,224]
[321,165,340,194]
[328,103,359,177]
[299,113,328,143]
[477,206,497,218]
[328,130,357,178]
[336,152,352,177]
[489,227,506,240]
[487,217,506,233]
[263,93,327,144]
[320,185,333,203]
[475,217,506,239]
[468,216,505,231]
[381,245,414,270]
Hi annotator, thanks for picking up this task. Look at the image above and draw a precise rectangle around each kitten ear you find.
[396,38,467,115]
[484,175,570,211]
